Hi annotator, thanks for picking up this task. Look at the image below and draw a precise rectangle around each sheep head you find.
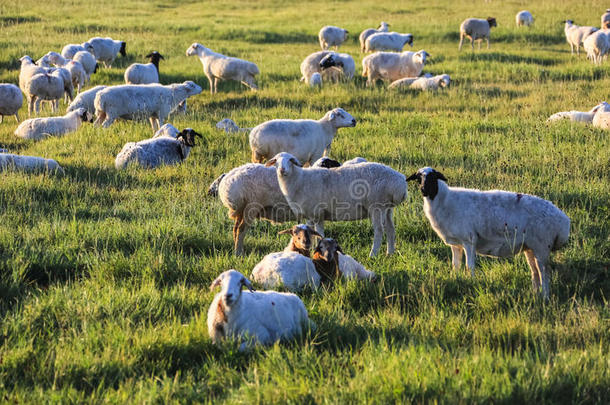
[487,17,497,28]
[279,224,322,253]
[120,42,127,57]
[313,157,341,168]
[326,108,356,128]
[406,167,448,200]
[177,128,202,147]
[266,152,302,177]
[312,238,343,284]
[319,53,343,70]
[146,51,164,66]
[209,270,255,307]
[186,43,204,57]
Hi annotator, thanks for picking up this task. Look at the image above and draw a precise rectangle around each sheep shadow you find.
[0,16,41,26]
[202,95,307,112]
[210,29,314,44]
[459,52,558,66]
[66,163,140,189]
[553,257,609,303]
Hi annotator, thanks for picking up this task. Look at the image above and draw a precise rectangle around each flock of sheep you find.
[2,7,607,350]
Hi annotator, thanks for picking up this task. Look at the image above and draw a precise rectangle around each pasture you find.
[0,0,609,402]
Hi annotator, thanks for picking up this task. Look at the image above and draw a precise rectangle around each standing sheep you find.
[67,85,107,118]
[0,84,23,123]
[458,17,497,51]
[318,25,349,50]
[87,37,126,68]
[73,51,98,82]
[359,22,390,52]
[515,10,534,27]
[44,52,87,94]
[61,42,94,59]
[583,30,609,64]
[25,71,65,115]
[14,108,90,141]
[318,52,356,79]
[362,50,429,87]
[124,52,164,84]
[364,32,414,52]
[564,20,598,55]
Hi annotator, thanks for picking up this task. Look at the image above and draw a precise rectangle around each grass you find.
[0,0,609,402]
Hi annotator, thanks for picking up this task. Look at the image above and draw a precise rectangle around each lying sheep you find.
[319,52,356,79]
[266,152,407,257]
[124,51,164,84]
[564,20,598,55]
[0,84,23,123]
[388,74,451,91]
[67,85,107,117]
[312,238,376,284]
[88,37,126,68]
[407,167,570,299]
[73,51,97,82]
[115,128,202,169]
[359,22,390,52]
[249,108,356,165]
[14,108,90,141]
[44,52,87,94]
[546,102,609,123]
[592,101,610,129]
[251,252,321,291]
[216,118,251,134]
[515,10,534,27]
[312,156,367,168]
[362,50,429,87]
[603,9,610,29]
[61,42,94,59]
[583,30,609,64]
[364,32,414,52]
[459,17,497,51]
[0,153,63,174]
[207,269,311,350]
[318,25,348,50]
[93,81,202,131]
[186,43,259,94]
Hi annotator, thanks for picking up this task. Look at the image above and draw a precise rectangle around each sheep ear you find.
[265,158,277,167]
[289,158,302,167]
[145,53,152,58]
[435,171,447,182]
[241,277,255,292]
[406,172,420,181]
[159,54,165,60]
[329,111,337,120]
[209,276,223,291]
[336,244,344,254]
[278,228,293,235]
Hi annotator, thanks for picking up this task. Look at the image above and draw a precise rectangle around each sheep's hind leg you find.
[450,245,463,270]
[534,252,550,299]
[458,34,464,51]
[102,114,116,128]
[464,244,476,276]
[384,209,396,255]
[524,250,541,292]
[369,209,384,257]
[234,217,250,257]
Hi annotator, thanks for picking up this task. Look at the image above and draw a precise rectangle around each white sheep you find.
[73,51,97,81]
[19,56,46,105]
[61,42,94,59]
[152,123,181,138]
[251,252,321,291]
[25,71,65,115]
[266,152,407,257]
[0,84,23,123]
[388,74,451,91]
[515,10,534,27]
[67,85,107,117]
[459,17,497,51]
[362,50,429,87]
[592,101,610,129]
[124,51,164,84]
[93,81,202,131]
[318,25,348,50]
[14,108,90,141]
[312,156,367,168]
[364,32,414,52]
[44,52,87,94]
[115,128,202,169]
[564,20,598,55]
[359,22,390,52]
[546,102,609,123]
[583,29,609,64]
[318,52,356,79]
[207,269,311,350]
[0,153,63,174]
[249,108,356,165]
[309,72,323,87]
[603,9,610,29]
[300,51,331,82]
[215,118,251,134]
[406,167,570,299]
[87,37,126,68]
[186,43,259,94]
[34,58,74,105]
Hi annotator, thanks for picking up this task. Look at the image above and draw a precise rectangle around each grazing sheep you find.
[115,128,202,169]
[592,101,610,129]
[515,10,534,27]
[87,37,126,68]
[459,17,497,51]
[564,20,599,55]
[319,52,356,79]
[93,81,202,131]
[249,108,356,165]
[406,167,570,299]
[362,50,429,87]
[364,32,414,52]
[73,51,97,81]
[67,85,107,117]
[583,29,609,64]
[44,52,87,94]
[388,74,451,91]
[124,51,164,84]
[266,152,407,257]
[186,43,259,94]
[14,108,90,141]
[25,71,65,115]
[251,252,321,291]
[280,224,322,256]
[603,10,610,29]
[546,102,610,123]
[300,51,331,82]
[19,56,46,100]
[61,42,94,59]
[216,118,251,134]
[207,270,311,350]
[359,22,390,52]
[0,84,23,123]
[0,153,63,174]
[318,25,348,50]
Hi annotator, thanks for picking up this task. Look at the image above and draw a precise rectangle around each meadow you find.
[0,0,609,402]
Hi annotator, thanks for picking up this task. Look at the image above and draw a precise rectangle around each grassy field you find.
[1,0,609,402]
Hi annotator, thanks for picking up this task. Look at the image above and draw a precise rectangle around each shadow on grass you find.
[203,95,306,112]
[459,52,559,66]
[0,16,41,26]
[209,29,314,44]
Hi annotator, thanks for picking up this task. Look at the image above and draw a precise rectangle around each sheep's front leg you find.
[486,37,490,49]
[102,114,116,128]
[384,209,396,255]
[450,245,463,269]
[534,253,550,299]
[524,250,541,291]
[369,209,384,257]
[463,244,476,276]
[458,34,464,51]
[234,217,250,256]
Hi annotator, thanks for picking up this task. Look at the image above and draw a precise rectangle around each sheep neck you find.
[312,252,340,284]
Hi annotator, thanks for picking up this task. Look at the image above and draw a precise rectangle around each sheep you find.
[388,74,451,91]
[406,167,570,299]
[19,55,46,100]
[251,252,321,291]
[215,118,251,134]
[515,10,534,27]
[266,152,407,257]
[603,9,610,29]
[93,81,202,132]
[362,50,429,87]
[279,224,322,257]
[318,25,348,50]
[564,20,598,55]
[87,37,126,68]
[61,42,94,59]
[124,51,164,84]
[25,71,65,115]
[312,156,367,168]
[583,29,609,64]
[14,108,90,141]
[364,32,414,53]
[44,52,87,94]
[318,52,356,79]
[34,58,74,105]
[0,153,63,174]
[0,84,23,123]
[309,72,323,87]
[300,51,331,82]
[152,122,181,138]
[546,102,610,123]
[207,269,311,350]
[592,101,610,129]
[186,43,259,94]
[359,21,390,52]
[312,238,376,284]
[67,85,107,118]
[458,17,497,51]
[73,51,97,81]
[249,108,356,165]
[115,128,202,169]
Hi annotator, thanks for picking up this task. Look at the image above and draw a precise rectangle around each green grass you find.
[1,0,609,402]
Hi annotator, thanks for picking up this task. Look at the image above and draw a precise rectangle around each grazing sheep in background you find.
[186,43,259,94]
[564,20,598,55]
[35,57,74,105]
[124,51,164,84]
[515,10,534,27]
[459,17,497,51]
[319,52,356,79]
[87,37,126,67]
[251,252,321,291]
[388,74,451,91]
[280,224,322,257]
[43,52,87,94]
[0,84,23,123]
[61,42,94,59]
[318,25,348,50]
[14,108,90,141]
[215,118,251,133]
[300,51,331,82]
[207,270,312,350]
[592,102,610,128]
[546,102,610,123]
[359,22,390,52]
[19,56,47,100]
[364,32,414,52]
[362,50,429,87]
[67,85,107,118]
[603,9,610,29]
[0,153,63,174]
[583,30,609,64]
[249,107,356,165]
[26,71,65,115]
[407,167,570,299]
[73,51,97,82]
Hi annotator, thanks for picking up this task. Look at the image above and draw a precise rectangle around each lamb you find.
[207,270,311,350]
[25,71,65,115]
[0,153,63,174]
[44,52,87,94]
[458,17,497,51]
[546,102,610,123]
[186,43,259,94]
[564,20,598,55]
[359,22,389,52]
[87,37,126,68]
[318,52,356,79]
[603,9,610,29]
[152,122,181,138]
[93,81,202,131]
[388,74,451,91]
[0,84,23,123]
[124,51,164,84]
[318,25,348,50]
[406,167,570,299]
[362,50,429,87]
[14,108,90,141]
[364,32,414,53]
[249,108,356,165]
[583,29,609,64]
[67,85,107,117]
[515,10,534,27]
[73,51,97,81]
[266,152,407,257]
[251,252,321,291]
[279,224,322,256]
[592,101,610,129]
[61,42,94,59]
[115,128,202,169]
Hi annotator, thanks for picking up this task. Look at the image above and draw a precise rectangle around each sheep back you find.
[251,252,320,291]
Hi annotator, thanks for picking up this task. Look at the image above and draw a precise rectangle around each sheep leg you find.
[27,96,34,116]
[464,244,476,276]
[524,250,541,291]
[384,208,396,255]
[534,253,550,299]
[242,76,258,91]
[458,34,464,51]
[94,110,106,126]
[0,115,2,124]
[234,217,250,256]
[101,114,116,128]
[450,245,463,269]
[486,38,490,49]
[14,113,19,123]
[369,209,384,257]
